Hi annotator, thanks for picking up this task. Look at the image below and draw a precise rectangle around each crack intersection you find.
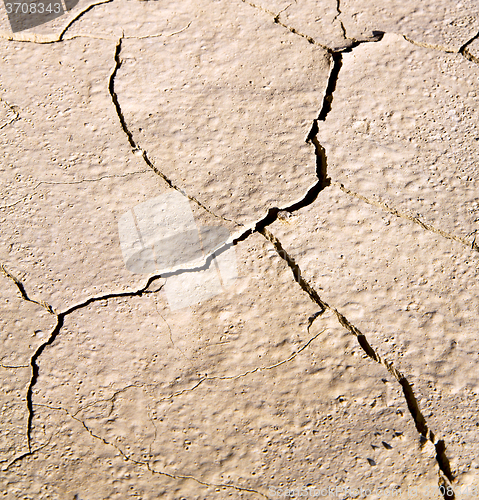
[2,2,475,497]
[260,227,455,497]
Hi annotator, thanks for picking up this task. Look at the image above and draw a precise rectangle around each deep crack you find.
[459,29,479,64]
[234,30,383,244]
[2,5,464,495]
[260,227,456,496]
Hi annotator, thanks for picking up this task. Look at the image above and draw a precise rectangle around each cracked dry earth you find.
[0,0,478,499]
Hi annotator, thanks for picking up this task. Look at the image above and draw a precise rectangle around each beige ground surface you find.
[0,0,478,499]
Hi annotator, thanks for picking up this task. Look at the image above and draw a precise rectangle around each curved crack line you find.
[69,383,144,418]
[402,35,458,54]
[23,403,271,499]
[214,328,325,381]
[164,20,192,38]
[13,277,166,458]
[332,0,348,41]
[19,322,327,494]
[72,323,323,411]
[1,258,166,315]
[42,320,325,431]
[243,0,331,51]
[108,35,238,226]
[1,264,55,314]
[335,182,479,253]
[0,195,31,210]
[260,227,455,498]
[4,436,52,471]
[0,0,113,43]
[0,362,29,369]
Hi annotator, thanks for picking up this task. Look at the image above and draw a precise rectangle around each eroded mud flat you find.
[0,1,478,499]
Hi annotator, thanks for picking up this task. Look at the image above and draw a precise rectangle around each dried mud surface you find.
[0,1,478,499]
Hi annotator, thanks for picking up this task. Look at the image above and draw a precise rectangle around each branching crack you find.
[5,437,52,471]
[67,324,326,414]
[28,404,272,498]
[1,264,55,314]
[243,0,383,53]
[244,0,337,51]
[1,3,464,495]
[260,227,455,498]
[234,31,383,244]
[13,276,165,460]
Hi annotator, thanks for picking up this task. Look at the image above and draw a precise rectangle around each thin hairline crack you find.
[336,182,479,253]
[14,402,272,499]
[403,31,479,66]
[1,263,167,463]
[2,18,386,476]
[232,7,456,494]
